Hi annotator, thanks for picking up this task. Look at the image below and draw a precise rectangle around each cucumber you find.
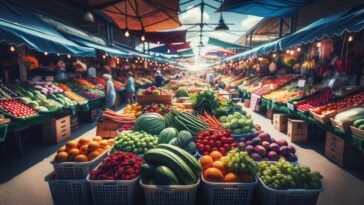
[154,166,180,185]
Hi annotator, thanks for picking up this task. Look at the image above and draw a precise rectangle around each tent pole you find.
[279,18,283,38]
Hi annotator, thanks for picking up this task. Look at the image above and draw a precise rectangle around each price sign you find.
[45,76,54,82]
[287,102,295,111]
[328,79,336,88]
[297,79,306,88]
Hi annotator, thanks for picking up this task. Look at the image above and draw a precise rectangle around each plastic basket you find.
[51,150,108,179]
[45,173,91,205]
[140,179,200,205]
[87,173,140,205]
[201,175,257,205]
[257,177,324,205]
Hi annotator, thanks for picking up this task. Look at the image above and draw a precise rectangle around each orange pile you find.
[54,136,114,163]
[123,103,142,117]
[200,151,254,183]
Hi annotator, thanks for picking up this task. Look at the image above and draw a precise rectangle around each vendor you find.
[125,71,135,104]
[155,70,165,87]
[103,74,116,110]
[88,63,97,78]
[55,61,67,82]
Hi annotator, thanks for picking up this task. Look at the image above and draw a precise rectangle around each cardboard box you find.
[273,114,288,132]
[42,115,71,144]
[287,118,308,143]
[266,109,274,119]
[325,132,364,167]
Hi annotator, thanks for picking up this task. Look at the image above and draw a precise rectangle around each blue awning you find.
[219,0,312,17]
[65,35,130,57]
[0,2,95,56]
[149,45,169,53]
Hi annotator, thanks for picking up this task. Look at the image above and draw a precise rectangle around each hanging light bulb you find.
[126,59,129,62]
[44,52,48,56]
[316,42,321,47]
[57,53,60,56]
[141,35,145,42]
[102,55,106,59]
[67,54,71,59]
[348,36,353,42]
[272,53,277,58]
[10,46,15,52]
[286,50,290,54]
[124,30,130,37]
[167,49,170,53]
[289,50,294,55]
[297,47,301,52]
[157,41,160,45]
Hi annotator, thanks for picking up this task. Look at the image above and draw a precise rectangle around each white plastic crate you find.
[86,174,140,205]
[257,177,324,205]
[201,175,258,205]
[140,179,200,205]
[45,173,91,205]
[51,150,108,179]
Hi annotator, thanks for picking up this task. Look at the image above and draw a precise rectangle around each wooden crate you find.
[273,113,288,132]
[330,118,351,133]
[325,132,364,167]
[309,110,334,124]
[70,115,79,131]
[78,109,98,123]
[287,118,308,143]
[266,109,274,119]
[244,99,250,108]
[42,115,71,144]
[350,126,364,139]
[96,120,124,138]
[137,94,173,106]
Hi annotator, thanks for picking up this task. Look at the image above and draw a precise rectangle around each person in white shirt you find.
[88,66,96,78]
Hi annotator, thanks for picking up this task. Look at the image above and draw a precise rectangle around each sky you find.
[173,0,262,69]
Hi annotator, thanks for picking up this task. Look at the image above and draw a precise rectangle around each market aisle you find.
[243,106,364,205]
[0,121,98,205]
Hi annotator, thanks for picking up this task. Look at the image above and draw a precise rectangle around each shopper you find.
[55,61,67,82]
[88,64,97,78]
[103,74,116,110]
[125,71,135,104]
[155,70,165,87]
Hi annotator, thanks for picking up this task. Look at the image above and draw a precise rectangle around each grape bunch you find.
[220,148,256,174]
[257,159,322,190]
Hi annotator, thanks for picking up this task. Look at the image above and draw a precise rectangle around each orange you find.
[107,139,114,146]
[224,172,241,183]
[88,141,99,152]
[92,136,102,142]
[204,168,224,182]
[57,146,66,153]
[55,152,68,162]
[80,145,88,154]
[200,155,214,170]
[96,148,105,154]
[88,151,100,161]
[75,154,88,162]
[78,137,90,147]
[65,140,78,151]
[99,140,108,148]
[212,161,226,175]
[210,151,223,161]
[67,148,80,161]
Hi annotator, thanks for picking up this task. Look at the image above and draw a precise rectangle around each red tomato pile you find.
[118,124,134,132]
[313,92,364,115]
[143,103,171,116]
[196,129,238,156]
[89,151,143,180]
[0,99,38,118]
[296,89,334,112]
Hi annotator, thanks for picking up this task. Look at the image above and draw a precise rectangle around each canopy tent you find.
[169,42,191,51]
[144,30,187,44]
[176,48,194,56]
[207,37,248,49]
[206,48,236,56]
[102,0,181,32]
[148,42,191,54]
[0,2,95,56]
[218,0,313,17]
[65,0,121,9]
[148,44,169,53]
[218,4,364,63]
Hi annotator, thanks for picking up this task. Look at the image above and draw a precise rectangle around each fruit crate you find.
[309,110,334,124]
[201,175,257,205]
[86,172,140,205]
[350,126,364,139]
[45,173,91,205]
[51,150,108,179]
[42,115,71,144]
[136,90,173,106]
[70,115,79,131]
[329,106,364,133]
[96,119,127,138]
[257,177,324,205]
[140,179,200,205]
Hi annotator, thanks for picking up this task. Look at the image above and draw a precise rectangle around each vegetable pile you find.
[0,99,38,118]
[89,151,143,180]
[164,109,208,136]
[191,90,220,115]
[102,109,136,124]
[219,111,256,135]
[196,129,238,156]
[111,130,158,155]
[143,103,171,116]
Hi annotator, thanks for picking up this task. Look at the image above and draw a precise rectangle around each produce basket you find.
[0,108,39,121]
[201,175,257,205]
[350,126,364,139]
[140,179,200,205]
[51,150,108,179]
[257,177,324,205]
[87,172,140,205]
[45,173,91,205]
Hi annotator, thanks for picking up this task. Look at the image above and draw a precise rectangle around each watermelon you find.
[177,130,192,147]
[184,142,196,155]
[140,163,155,178]
[154,165,180,185]
[135,113,166,135]
[158,128,178,144]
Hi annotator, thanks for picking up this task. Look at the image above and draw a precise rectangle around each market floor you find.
[0,106,364,205]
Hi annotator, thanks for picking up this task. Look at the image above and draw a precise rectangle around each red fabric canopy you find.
[102,0,181,32]
[144,30,187,44]
[169,41,190,51]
